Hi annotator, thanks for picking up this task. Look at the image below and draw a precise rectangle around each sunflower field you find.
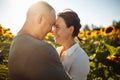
[0,21,120,80]
[78,25,120,80]
[0,24,13,80]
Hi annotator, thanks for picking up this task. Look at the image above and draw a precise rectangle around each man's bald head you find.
[27,1,55,20]
[19,1,56,39]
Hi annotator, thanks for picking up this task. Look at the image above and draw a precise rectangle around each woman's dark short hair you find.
[57,9,81,37]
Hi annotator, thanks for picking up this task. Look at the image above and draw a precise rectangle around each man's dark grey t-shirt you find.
[8,34,71,80]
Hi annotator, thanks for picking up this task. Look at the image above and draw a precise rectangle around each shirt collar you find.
[65,43,79,56]
[57,43,79,56]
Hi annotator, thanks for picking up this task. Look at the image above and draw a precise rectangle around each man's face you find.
[41,11,56,39]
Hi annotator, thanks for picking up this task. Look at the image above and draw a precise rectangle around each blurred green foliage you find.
[0,24,13,80]
[79,35,120,80]
[0,20,120,80]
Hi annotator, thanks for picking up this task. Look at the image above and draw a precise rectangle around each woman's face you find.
[52,17,72,44]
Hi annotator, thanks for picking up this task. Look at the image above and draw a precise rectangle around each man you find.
[8,1,71,80]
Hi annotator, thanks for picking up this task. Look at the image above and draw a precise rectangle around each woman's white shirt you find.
[56,43,90,80]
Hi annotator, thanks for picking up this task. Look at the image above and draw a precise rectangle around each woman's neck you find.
[62,39,76,52]
[59,39,76,58]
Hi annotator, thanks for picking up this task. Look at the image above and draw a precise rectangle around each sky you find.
[0,0,120,34]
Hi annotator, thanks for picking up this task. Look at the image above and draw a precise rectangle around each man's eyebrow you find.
[53,23,55,25]
[54,24,58,26]
[51,22,55,26]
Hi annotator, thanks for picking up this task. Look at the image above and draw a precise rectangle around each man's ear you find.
[69,26,74,35]
[37,14,43,24]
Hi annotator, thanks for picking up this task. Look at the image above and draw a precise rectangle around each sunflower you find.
[104,26,115,36]
[85,30,92,38]
[3,30,13,37]
[86,32,91,37]
[116,29,120,38]
[0,26,2,35]
[109,35,115,40]
[107,55,120,63]
[100,28,106,36]
[45,32,54,39]
[92,30,101,37]
[78,31,85,38]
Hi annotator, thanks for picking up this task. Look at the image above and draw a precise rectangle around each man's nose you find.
[51,26,56,34]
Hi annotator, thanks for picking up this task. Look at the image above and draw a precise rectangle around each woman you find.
[52,9,90,80]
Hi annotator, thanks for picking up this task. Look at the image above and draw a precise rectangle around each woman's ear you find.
[69,26,74,35]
